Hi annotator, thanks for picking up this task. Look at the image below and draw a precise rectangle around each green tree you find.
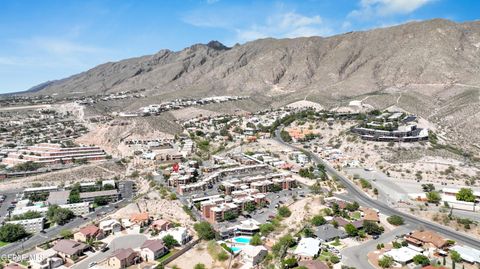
[450,250,462,269]
[194,264,206,269]
[345,201,360,212]
[456,188,475,202]
[194,222,216,240]
[282,257,298,268]
[421,184,435,192]
[223,211,237,221]
[0,223,28,242]
[330,255,340,264]
[11,210,42,221]
[344,223,358,237]
[378,255,394,268]
[259,223,275,236]
[277,206,292,218]
[244,202,256,213]
[426,191,441,204]
[280,130,292,142]
[162,234,179,249]
[46,205,75,225]
[250,234,262,246]
[311,215,326,226]
[363,221,384,235]
[272,235,295,258]
[94,196,109,206]
[413,255,430,266]
[387,215,404,226]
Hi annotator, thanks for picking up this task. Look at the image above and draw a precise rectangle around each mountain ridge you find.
[8,18,480,152]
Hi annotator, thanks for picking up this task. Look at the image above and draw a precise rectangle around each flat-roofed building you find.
[47,191,70,205]
[79,190,119,203]
[60,202,90,216]
[2,143,107,167]
[6,217,44,233]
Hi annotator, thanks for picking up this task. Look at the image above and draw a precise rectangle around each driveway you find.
[72,234,147,269]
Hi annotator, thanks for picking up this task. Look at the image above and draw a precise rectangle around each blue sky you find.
[0,0,478,93]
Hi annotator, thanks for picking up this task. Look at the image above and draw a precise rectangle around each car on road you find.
[101,246,109,252]
[88,262,97,268]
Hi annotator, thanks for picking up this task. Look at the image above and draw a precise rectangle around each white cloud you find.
[234,11,331,43]
[0,37,108,70]
[19,37,104,56]
[349,0,435,19]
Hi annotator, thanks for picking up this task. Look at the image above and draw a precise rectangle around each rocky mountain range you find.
[23,18,480,152]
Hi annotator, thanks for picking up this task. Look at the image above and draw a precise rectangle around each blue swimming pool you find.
[233,236,251,244]
[230,246,242,253]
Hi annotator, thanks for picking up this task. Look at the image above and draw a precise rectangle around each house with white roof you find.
[240,245,268,267]
[383,246,420,265]
[99,219,122,235]
[450,245,480,264]
[293,238,322,259]
[158,227,191,245]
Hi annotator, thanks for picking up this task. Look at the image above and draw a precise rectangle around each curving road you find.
[274,127,480,249]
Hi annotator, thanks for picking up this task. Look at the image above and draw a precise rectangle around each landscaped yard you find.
[318,250,335,261]
[351,211,361,220]
[156,250,177,263]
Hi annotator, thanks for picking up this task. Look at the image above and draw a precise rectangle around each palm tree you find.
[86,237,101,250]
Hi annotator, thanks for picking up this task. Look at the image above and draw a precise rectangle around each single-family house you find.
[52,239,88,262]
[450,245,480,264]
[314,224,347,242]
[140,239,167,262]
[151,219,172,232]
[130,212,150,227]
[240,245,267,266]
[362,208,380,223]
[293,238,322,259]
[406,230,448,249]
[74,225,104,242]
[107,248,140,269]
[99,219,122,235]
[158,227,191,245]
[383,247,419,265]
[30,248,63,269]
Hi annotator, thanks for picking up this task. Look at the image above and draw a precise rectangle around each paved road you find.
[0,191,17,223]
[0,198,132,256]
[72,234,147,269]
[341,224,414,269]
[274,127,480,249]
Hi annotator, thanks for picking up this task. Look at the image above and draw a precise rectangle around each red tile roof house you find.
[74,225,104,242]
[130,212,151,227]
[52,239,88,263]
[140,239,167,262]
[107,248,140,269]
[151,219,172,232]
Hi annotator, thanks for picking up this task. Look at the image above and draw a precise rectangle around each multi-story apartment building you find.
[6,217,44,233]
[2,143,106,167]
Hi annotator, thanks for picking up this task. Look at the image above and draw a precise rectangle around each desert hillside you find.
[23,18,480,151]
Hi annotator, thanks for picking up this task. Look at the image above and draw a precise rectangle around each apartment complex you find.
[2,143,107,167]
[6,217,45,233]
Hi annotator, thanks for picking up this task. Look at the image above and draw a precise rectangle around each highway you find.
[274,127,480,249]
